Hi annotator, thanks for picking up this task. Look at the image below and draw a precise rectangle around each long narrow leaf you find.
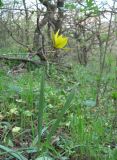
[38,71,45,148]
[0,144,28,160]
[47,90,75,143]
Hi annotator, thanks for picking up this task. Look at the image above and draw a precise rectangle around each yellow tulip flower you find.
[52,30,68,49]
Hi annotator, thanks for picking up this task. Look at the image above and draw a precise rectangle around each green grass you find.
[0,57,117,159]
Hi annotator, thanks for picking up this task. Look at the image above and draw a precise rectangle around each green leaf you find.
[26,147,37,154]
[47,90,75,144]
[0,0,3,7]
[37,71,45,148]
[0,145,28,160]
[83,0,99,14]
[112,92,117,100]
[35,156,54,160]
[8,84,22,93]
[64,3,76,10]
[84,99,96,107]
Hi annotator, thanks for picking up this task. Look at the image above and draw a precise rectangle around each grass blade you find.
[38,71,45,148]
[47,90,75,144]
[0,144,28,160]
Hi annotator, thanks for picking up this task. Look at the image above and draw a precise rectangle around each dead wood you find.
[0,55,47,66]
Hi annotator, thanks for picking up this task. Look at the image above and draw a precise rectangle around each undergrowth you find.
[0,60,117,160]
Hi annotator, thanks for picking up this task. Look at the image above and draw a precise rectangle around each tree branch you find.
[0,55,47,66]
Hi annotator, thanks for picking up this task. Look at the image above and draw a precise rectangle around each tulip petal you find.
[52,30,68,49]
[55,38,68,48]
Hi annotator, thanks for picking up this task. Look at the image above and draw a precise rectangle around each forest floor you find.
[0,49,117,160]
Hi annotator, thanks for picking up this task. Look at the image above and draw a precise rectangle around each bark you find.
[22,0,30,45]
[33,0,65,61]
